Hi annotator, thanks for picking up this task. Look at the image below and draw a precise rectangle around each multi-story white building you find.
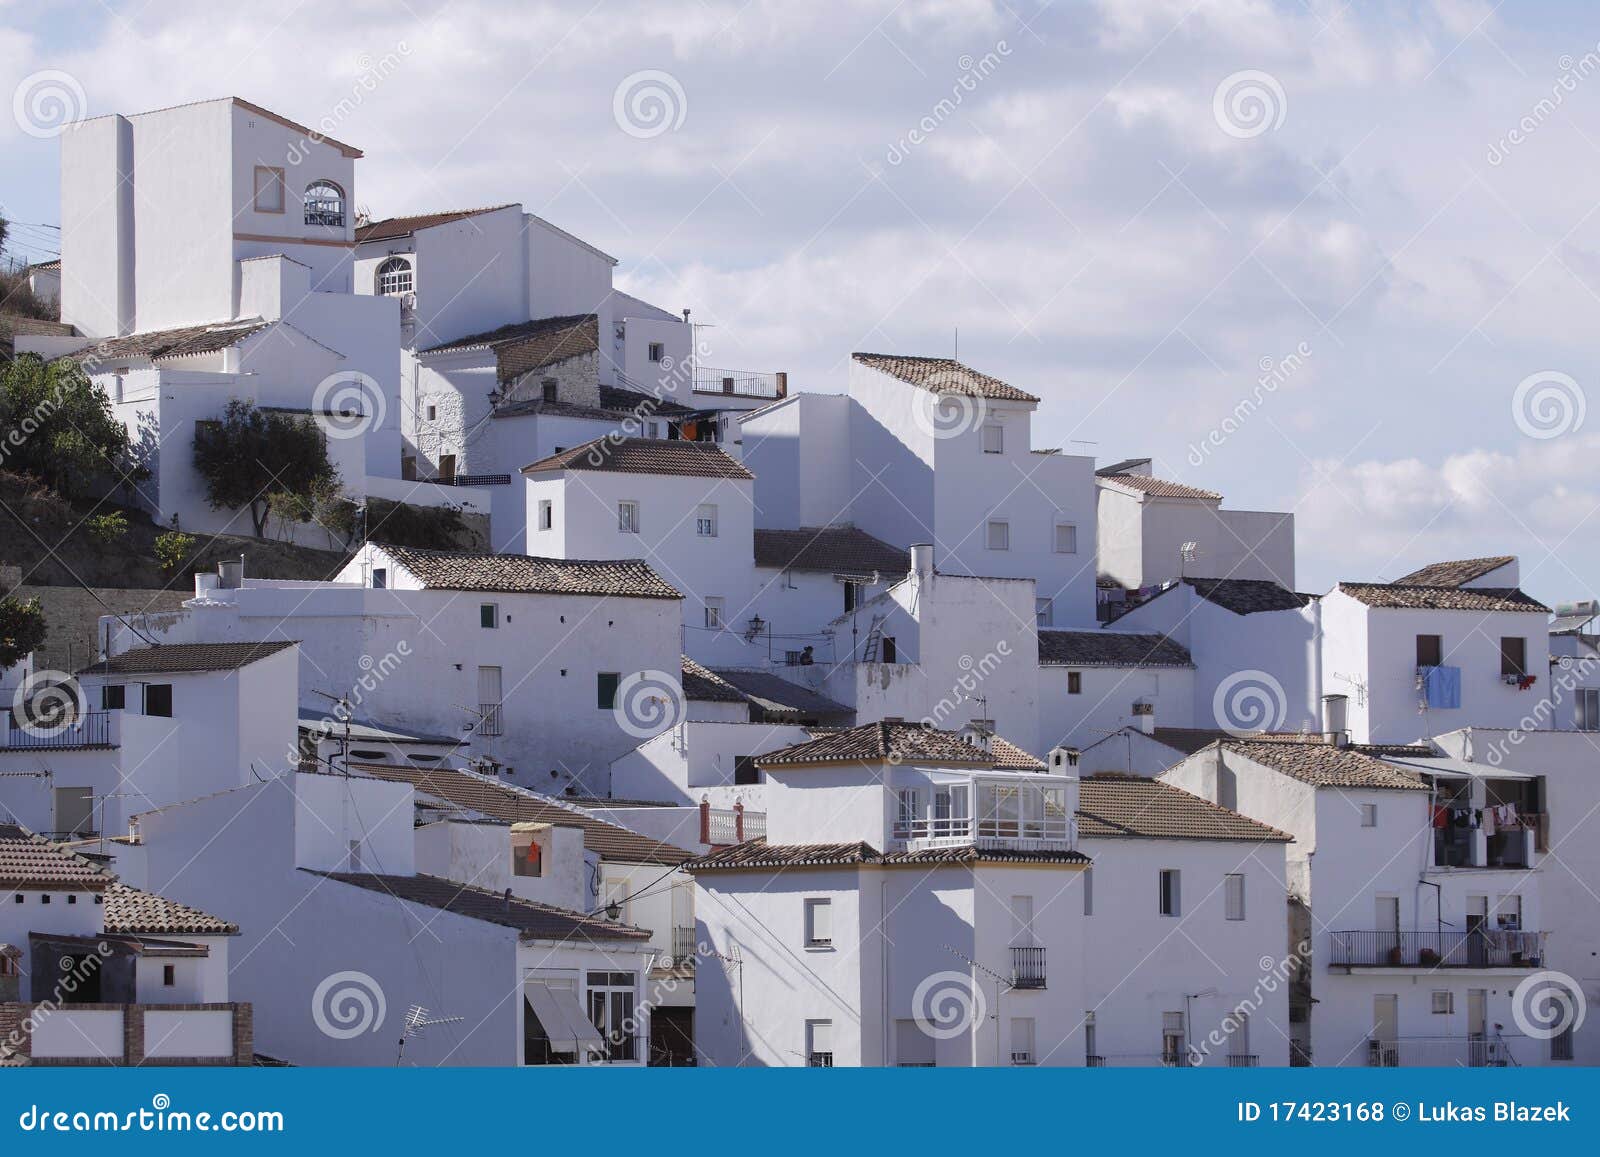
[1037,630,1196,755]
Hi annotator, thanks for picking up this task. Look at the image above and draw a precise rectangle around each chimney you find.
[217,555,245,590]
[1046,746,1082,849]
[909,543,934,584]
[775,372,788,398]
[1321,694,1349,747]
[1132,701,1156,736]
[194,571,220,599]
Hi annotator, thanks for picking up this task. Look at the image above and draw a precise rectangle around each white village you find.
[0,95,1595,1072]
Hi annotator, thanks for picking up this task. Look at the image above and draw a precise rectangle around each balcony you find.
[477,704,503,737]
[1010,946,1046,990]
[671,926,697,969]
[1367,1036,1526,1067]
[1329,929,1547,970]
[700,801,766,846]
[2,711,116,750]
[1226,1054,1259,1068]
[895,778,1075,854]
[692,368,787,400]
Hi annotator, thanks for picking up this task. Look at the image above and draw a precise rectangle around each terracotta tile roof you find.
[68,319,269,364]
[989,737,1046,771]
[852,353,1039,403]
[421,314,598,383]
[1185,578,1313,615]
[521,436,754,480]
[1149,727,1319,756]
[313,872,650,943]
[77,640,297,676]
[492,383,695,423]
[26,259,61,272]
[0,833,109,889]
[1395,556,1516,587]
[1337,583,1549,614]
[1038,630,1193,668]
[102,882,237,936]
[753,526,910,575]
[756,721,1000,768]
[1078,774,1292,842]
[682,656,744,703]
[1221,740,1430,791]
[354,205,515,243]
[687,838,1088,871]
[1096,472,1223,501]
[375,543,681,600]
[349,764,693,866]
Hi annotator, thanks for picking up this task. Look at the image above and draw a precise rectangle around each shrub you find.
[154,531,198,574]
[85,511,128,544]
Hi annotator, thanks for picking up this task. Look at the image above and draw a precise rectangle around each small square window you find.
[696,504,718,537]
[425,404,437,422]
[1158,869,1180,916]
[1055,522,1078,554]
[1067,671,1082,695]
[704,598,724,629]
[1501,637,1527,677]
[618,501,640,534]
[253,166,285,213]
[982,424,1004,454]
[648,342,665,363]
[41,894,51,905]
[597,673,620,710]
[541,379,558,403]
[986,519,1010,550]
[480,604,498,629]
[144,684,173,718]
[1416,634,1443,667]
[1431,990,1454,1014]
[67,894,77,905]
[1361,804,1378,827]
[1035,597,1053,628]
[101,684,126,711]
[371,567,387,589]
[804,898,832,947]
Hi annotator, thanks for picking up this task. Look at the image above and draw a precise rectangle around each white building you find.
[1163,738,1561,1067]
[747,526,906,661]
[1094,458,1295,597]
[1,825,248,1066]
[1037,629,1196,754]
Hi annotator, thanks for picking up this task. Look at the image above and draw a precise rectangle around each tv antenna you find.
[397,1004,464,1064]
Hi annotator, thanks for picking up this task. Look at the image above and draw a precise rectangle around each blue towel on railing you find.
[1421,664,1461,709]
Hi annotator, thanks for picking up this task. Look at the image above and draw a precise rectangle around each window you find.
[1580,689,1600,732]
[425,404,437,422]
[586,971,638,1062]
[541,379,558,403]
[893,788,924,839]
[1011,895,1034,946]
[1431,990,1454,1014]
[1083,867,1093,916]
[1553,1022,1575,1061]
[1010,1018,1036,1065]
[1158,869,1181,916]
[1084,1012,1097,1065]
[371,567,387,589]
[513,835,543,878]
[696,504,718,537]
[163,964,176,987]
[1161,1011,1186,1067]
[880,636,897,664]
[1361,803,1378,827]
[704,598,724,630]
[375,257,413,296]
[477,666,503,736]
[1035,597,1053,628]
[538,499,553,531]
[401,455,417,481]
[982,424,1004,454]
[806,1020,833,1067]
[648,342,665,363]
[1416,634,1443,667]
[143,684,173,718]
[100,685,125,711]
[438,454,457,483]
[597,673,620,710]
[733,756,760,786]
[896,1020,935,1067]
[1225,873,1246,921]
[618,500,640,534]
[804,898,832,947]
[303,180,345,226]
[1054,521,1078,554]
[986,519,1010,550]
[480,603,498,629]
[1067,671,1082,695]
[1501,637,1527,677]
[253,166,285,213]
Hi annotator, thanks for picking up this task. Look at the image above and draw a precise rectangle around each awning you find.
[1384,756,1536,782]
[525,982,603,1053]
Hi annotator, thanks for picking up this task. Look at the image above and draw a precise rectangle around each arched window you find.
[304,180,345,227]
[375,257,413,296]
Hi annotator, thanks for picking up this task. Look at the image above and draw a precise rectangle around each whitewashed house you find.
[746,526,906,661]
[1037,630,1196,754]
[1547,600,1600,732]
[1163,738,1556,1068]
[1319,557,1551,746]
[0,640,299,841]
[1094,458,1295,599]
[1,826,249,1066]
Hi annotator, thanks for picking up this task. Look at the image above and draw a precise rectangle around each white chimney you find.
[1047,746,1082,849]
[217,556,245,589]
[1132,701,1156,736]
[909,543,934,583]
[194,572,220,598]
[1321,694,1349,747]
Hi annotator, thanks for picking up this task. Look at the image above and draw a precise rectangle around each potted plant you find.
[1387,945,1404,966]
[1419,947,1440,966]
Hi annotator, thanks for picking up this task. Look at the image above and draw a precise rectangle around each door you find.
[438,453,457,483]
[477,666,503,735]
[1372,995,1398,1066]
[1467,989,1488,1067]
[1375,896,1400,962]
[1466,895,1488,966]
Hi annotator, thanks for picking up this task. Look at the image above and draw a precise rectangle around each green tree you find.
[154,531,197,574]
[85,511,128,544]
[192,398,340,538]
[0,354,135,499]
[0,595,46,669]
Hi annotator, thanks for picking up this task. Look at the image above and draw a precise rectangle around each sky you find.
[2,0,1598,606]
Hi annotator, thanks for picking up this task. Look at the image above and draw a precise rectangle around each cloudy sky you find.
[3,0,1597,605]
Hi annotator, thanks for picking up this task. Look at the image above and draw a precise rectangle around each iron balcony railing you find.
[1085,1055,1106,1068]
[478,704,504,736]
[1226,1054,1259,1068]
[2,711,115,750]
[1010,946,1046,990]
[1329,929,1546,969]
[671,926,697,968]
[692,368,785,398]
[1367,1036,1523,1067]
